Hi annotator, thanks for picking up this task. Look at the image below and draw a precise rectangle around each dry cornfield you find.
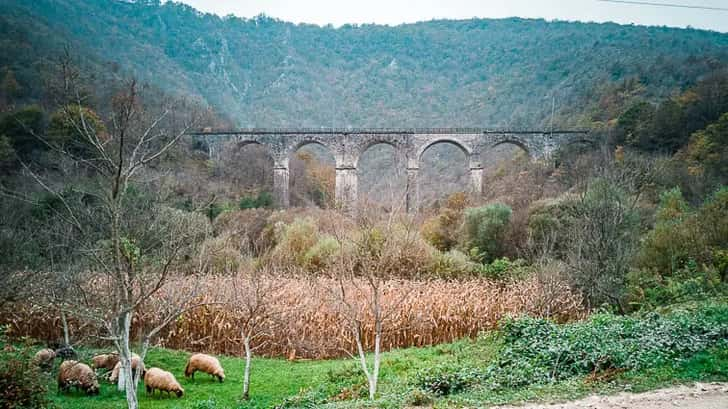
[2,275,585,359]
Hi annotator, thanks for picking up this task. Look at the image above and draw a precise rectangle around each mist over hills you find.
[2,0,728,128]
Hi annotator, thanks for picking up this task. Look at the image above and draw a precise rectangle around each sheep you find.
[33,348,56,369]
[109,354,145,383]
[54,345,77,360]
[58,360,99,395]
[91,353,119,372]
[144,367,184,398]
[184,353,225,382]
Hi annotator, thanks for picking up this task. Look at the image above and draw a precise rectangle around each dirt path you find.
[493,383,728,409]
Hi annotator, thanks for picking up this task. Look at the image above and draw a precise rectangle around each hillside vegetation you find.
[1,0,728,127]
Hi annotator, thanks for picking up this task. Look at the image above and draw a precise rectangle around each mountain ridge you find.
[2,0,728,128]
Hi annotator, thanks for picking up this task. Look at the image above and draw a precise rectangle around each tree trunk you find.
[60,311,70,347]
[370,318,381,400]
[353,324,378,400]
[242,335,252,400]
[118,312,138,409]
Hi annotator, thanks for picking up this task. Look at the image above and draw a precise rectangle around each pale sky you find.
[176,0,728,32]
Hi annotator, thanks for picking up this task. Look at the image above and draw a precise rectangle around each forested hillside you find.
[1,0,728,128]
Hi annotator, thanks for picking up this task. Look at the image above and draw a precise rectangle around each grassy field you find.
[42,338,497,409]
[8,301,726,408]
[46,348,341,409]
[45,340,728,409]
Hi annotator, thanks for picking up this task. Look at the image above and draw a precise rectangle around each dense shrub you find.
[626,260,727,310]
[526,194,578,259]
[302,235,340,271]
[638,186,728,275]
[350,223,435,279]
[428,249,479,279]
[493,303,728,387]
[679,112,728,184]
[463,203,512,263]
[196,234,246,274]
[421,192,468,251]
[416,364,481,396]
[239,191,273,209]
[417,303,728,395]
[268,218,320,268]
[47,104,107,157]
[213,208,272,255]
[563,179,640,309]
[0,330,54,409]
[0,105,46,160]
[478,258,528,280]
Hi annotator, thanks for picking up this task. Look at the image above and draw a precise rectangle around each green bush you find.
[463,203,512,263]
[638,186,728,275]
[417,303,728,395]
[0,330,55,409]
[302,235,340,271]
[47,104,107,157]
[205,201,236,221]
[415,364,481,396]
[239,191,274,209]
[428,249,479,279]
[478,257,528,280]
[488,303,728,389]
[269,218,319,268]
[626,260,727,310]
[526,194,578,259]
[420,192,468,251]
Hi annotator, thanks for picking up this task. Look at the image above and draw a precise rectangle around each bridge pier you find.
[469,166,483,197]
[406,167,419,213]
[273,166,290,208]
[335,167,358,211]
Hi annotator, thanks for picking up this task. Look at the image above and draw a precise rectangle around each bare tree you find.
[18,59,211,409]
[324,204,422,399]
[219,268,285,400]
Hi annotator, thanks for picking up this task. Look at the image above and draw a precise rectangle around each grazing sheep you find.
[33,348,56,369]
[54,345,77,360]
[144,367,184,398]
[58,360,99,395]
[184,353,225,382]
[109,354,144,383]
[91,353,119,372]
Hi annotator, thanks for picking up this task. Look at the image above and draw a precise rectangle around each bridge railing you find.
[189,127,590,135]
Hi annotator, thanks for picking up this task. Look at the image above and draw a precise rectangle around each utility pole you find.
[550,94,555,138]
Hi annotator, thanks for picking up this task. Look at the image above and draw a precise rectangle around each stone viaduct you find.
[194,128,592,212]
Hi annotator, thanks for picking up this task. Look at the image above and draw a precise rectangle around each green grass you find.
[10,301,728,408]
[44,340,728,409]
[46,348,343,409]
[45,338,494,409]
[437,347,728,408]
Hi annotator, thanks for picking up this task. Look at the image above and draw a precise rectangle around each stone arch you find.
[417,139,472,208]
[354,139,405,168]
[417,138,472,163]
[216,138,275,197]
[288,139,337,208]
[357,141,407,209]
[286,139,337,163]
[490,139,532,157]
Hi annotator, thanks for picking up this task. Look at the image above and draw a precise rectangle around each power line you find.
[597,0,728,11]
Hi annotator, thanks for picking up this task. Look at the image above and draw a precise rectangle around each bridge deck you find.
[191,128,589,135]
